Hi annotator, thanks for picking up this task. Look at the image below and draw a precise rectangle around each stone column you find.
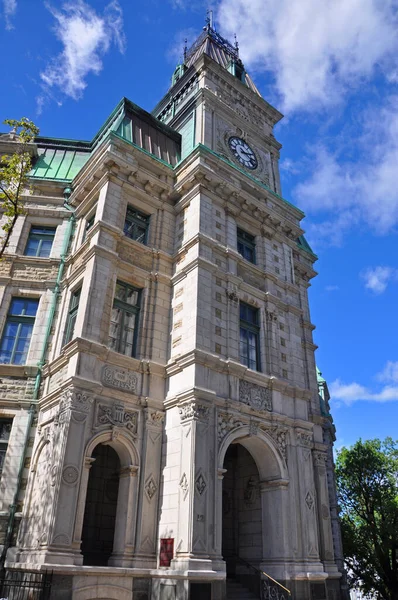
[260,478,290,571]
[109,465,139,567]
[72,456,95,562]
[295,437,321,564]
[132,409,164,568]
[313,450,337,570]
[172,399,213,571]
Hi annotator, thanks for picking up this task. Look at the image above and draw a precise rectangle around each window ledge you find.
[0,364,38,377]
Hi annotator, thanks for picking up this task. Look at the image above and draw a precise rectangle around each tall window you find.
[0,419,13,481]
[82,215,95,243]
[124,207,150,245]
[25,226,56,257]
[109,282,141,357]
[63,288,81,347]
[237,228,256,264]
[240,302,260,371]
[0,298,39,365]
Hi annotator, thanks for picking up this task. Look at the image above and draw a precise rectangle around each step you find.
[226,579,258,600]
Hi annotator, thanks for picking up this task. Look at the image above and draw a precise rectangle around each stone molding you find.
[101,364,140,394]
[239,380,272,412]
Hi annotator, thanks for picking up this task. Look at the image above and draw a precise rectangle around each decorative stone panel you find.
[239,380,272,412]
[94,401,138,436]
[101,364,139,393]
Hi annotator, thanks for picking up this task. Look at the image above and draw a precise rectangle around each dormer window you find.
[227,60,245,82]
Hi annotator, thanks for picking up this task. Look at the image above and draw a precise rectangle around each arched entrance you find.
[81,444,120,565]
[222,443,263,576]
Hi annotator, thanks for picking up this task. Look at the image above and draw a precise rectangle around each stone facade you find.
[0,25,347,600]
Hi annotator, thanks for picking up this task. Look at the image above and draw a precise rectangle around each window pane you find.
[109,307,122,350]
[25,239,40,256]
[120,311,136,356]
[40,239,53,258]
[25,227,55,257]
[9,298,39,317]
[124,208,149,245]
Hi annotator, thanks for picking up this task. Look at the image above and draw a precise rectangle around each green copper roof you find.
[30,146,90,180]
[316,367,326,384]
[29,97,181,182]
[297,234,317,257]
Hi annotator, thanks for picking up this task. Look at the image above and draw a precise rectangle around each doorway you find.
[222,443,263,576]
[81,444,120,565]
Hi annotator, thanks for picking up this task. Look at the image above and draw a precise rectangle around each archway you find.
[81,444,120,566]
[222,443,263,577]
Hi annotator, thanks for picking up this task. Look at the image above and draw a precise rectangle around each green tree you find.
[336,438,398,600]
[0,117,39,258]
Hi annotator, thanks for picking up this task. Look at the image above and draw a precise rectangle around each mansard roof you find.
[183,24,261,96]
[27,97,181,182]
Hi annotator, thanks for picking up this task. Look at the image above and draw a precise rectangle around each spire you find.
[169,20,262,97]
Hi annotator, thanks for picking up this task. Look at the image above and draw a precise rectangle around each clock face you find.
[228,136,258,170]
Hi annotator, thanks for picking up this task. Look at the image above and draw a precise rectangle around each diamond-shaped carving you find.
[145,476,157,500]
[179,473,189,499]
[305,491,314,510]
[195,473,206,495]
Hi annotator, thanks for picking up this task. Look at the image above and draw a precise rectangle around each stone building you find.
[0,22,347,600]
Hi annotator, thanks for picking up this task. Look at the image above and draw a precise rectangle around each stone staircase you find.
[226,578,259,599]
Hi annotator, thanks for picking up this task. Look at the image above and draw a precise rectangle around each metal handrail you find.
[233,555,292,597]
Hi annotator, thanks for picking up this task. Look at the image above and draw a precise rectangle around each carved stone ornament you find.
[145,476,158,501]
[101,364,139,393]
[179,473,189,499]
[239,380,272,412]
[244,475,260,506]
[296,430,313,448]
[305,491,315,511]
[260,424,288,461]
[60,389,93,415]
[313,451,328,467]
[218,412,245,444]
[179,402,210,423]
[146,410,165,427]
[195,473,207,496]
[225,288,239,302]
[95,402,138,435]
[62,465,79,486]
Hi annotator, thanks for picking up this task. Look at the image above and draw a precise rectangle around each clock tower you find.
[153,19,347,600]
[154,19,283,197]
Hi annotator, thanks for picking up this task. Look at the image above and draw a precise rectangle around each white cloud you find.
[294,96,398,238]
[361,266,398,294]
[3,0,16,29]
[40,0,126,100]
[325,285,339,292]
[377,361,398,384]
[330,377,398,405]
[217,0,398,113]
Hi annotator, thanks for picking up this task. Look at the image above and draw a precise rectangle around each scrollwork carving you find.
[179,402,210,423]
[218,411,245,444]
[239,380,272,412]
[101,365,139,393]
[95,402,138,436]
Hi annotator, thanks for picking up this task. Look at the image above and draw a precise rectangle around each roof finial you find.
[183,38,188,63]
[206,9,213,30]
[234,33,239,56]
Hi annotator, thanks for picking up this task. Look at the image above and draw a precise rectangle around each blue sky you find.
[1,0,397,449]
